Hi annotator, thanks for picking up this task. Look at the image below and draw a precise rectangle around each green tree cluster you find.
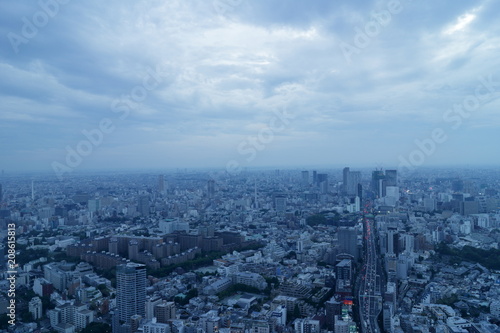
[306,214,327,226]
[436,243,500,269]
[217,284,262,299]
[174,288,198,305]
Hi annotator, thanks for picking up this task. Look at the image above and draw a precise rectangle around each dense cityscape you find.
[1,167,500,333]
[2,1,500,333]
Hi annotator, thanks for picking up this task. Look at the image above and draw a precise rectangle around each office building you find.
[48,302,93,331]
[343,167,350,194]
[44,262,74,292]
[158,175,165,192]
[461,200,479,216]
[88,199,100,213]
[325,297,342,331]
[317,173,328,194]
[371,170,385,198]
[385,170,397,186]
[33,277,54,297]
[337,227,358,261]
[274,194,286,213]
[154,301,176,323]
[336,259,352,283]
[138,195,150,216]
[29,297,43,320]
[343,167,361,196]
[301,171,309,187]
[207,179,215,198]
[384,282,397,306]
[347,171,361,196]
[383,303,394,332]
[386,230,400,255]
[145,296,163,321]
[452,179,464,192]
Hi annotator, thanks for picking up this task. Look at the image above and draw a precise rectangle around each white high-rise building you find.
[116,263,146,323]
[146,296,163,321]
[29,296,43,320]
[347,171,361,196]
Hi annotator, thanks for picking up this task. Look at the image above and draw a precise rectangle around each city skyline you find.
[1,1,500,174]
[1,166,500,331]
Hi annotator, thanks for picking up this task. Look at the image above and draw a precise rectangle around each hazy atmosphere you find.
[1,0,500,173]
[3,2,500,332]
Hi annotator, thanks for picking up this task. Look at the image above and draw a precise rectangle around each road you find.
[358,203,382,333]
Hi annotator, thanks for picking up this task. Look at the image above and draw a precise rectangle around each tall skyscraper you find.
[386,230,400,255]
[357,183,363,200]
[116,263,146,323]
[371,170,385,198]
[325,296,342,331]
[207,179,215,198]
[274,193,286,213]
[342,167,350,194]
[347,171,361,196]
[385,170,397,187]
[343,168,361,196]
[301,171,309,187]
[138,195,149,216]
[88,199,101,213]
[158,175,165,192]
[317,173,328,194]
[452,179,464,192]
[337,227,358,261]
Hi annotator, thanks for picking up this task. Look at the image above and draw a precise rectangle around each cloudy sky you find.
[1,0,500,175]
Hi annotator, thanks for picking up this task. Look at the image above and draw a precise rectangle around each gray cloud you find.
[1,0,499,172]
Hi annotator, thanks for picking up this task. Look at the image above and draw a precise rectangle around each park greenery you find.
[217,283,262,299]
[306,211,342,226]
[436,243,500,270]
[174,288,198,305]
